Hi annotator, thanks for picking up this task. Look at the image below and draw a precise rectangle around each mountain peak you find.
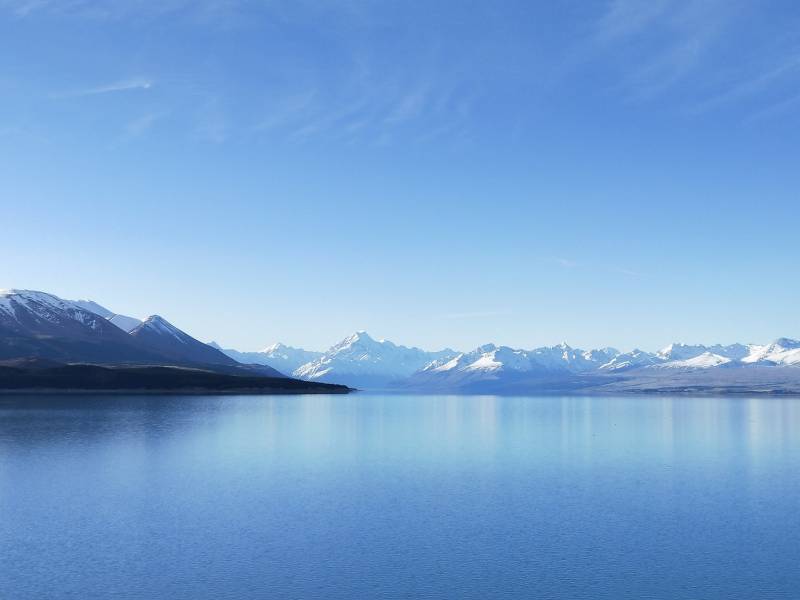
[657,343,710,361]
[0,289,166,364]
[134,315,186,340]
[349,330,374,342]
[294,333,458,387]
[0,289,110,330]
[334,331,384,350]
[773,337,800,349]
[1,289,69,307]
[261,342,286,353]
[130,314,237,366]
[141,314,177,328]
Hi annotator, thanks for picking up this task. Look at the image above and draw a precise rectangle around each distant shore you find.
[0,363,352,395]
[0,387,352,395]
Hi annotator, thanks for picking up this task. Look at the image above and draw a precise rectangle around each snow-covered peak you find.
[600,349,662,372]
[0,289,111,331]
[742,338,800,366]
[772,337,800,350]
[655,351,732,369]
[419,343,624,376]
[657,343,710,361]
[582,347,620,363]
[425,354,464,373]
[528,344,587,370]
[133,315,188,343]
[209,342,322,374]
[126,315,237,366]
[332,330,389,351]
[260,342,286,354]
[142,314,169,326]
[1,289,76,313]
[422,344,497,372]
[293,332,458,385]
[466,346,535,372]
[260,342,321,360]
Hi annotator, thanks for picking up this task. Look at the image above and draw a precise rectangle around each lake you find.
[1,393,798,599]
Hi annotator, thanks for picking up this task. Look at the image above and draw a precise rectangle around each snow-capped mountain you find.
[209,342,322,375]
[72,299,142,332]
[529,343,620,372]
[599,349,663,372]
[0,289,280,374]
[2,288,799,393]
[657,343,750,362]
[0,289,161,363]
[654,351,732,369]
[409,342,621,391]
[742,338,800,366]
[130,315,241,367]
[292,331,458,388]
[404,337,800,393]
[421,343,619,375]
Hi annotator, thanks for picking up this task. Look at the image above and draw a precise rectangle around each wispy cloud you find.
[2,0,50,17]
[744,91,800,124]
[53,78,153,98]
[689,53,800,115]
[594,0,671,41]
[590,0,739,100]
[550,257,579,269]
[384,86,430,124]
[124,112,166,139]
[11,0,476,147]
[2,0,244,21]
[255,90,318,133]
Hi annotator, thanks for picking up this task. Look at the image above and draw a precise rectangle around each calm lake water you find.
[1,393,799,599]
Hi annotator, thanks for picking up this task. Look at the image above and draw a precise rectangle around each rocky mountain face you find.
[0,289,282,376]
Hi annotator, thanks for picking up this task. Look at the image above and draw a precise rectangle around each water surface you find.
[1,394,798,599]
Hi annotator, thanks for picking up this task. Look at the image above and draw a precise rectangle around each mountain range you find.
[214,332,800,394]
[3,288,799,395]
[0,289,346,394]
[208,342,322,375]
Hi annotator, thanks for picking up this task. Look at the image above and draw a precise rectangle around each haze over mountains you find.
[208,342,322,376]
[215,329,800,394]
[2,289,799,395]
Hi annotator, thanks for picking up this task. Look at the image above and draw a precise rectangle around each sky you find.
[2,0,799,353]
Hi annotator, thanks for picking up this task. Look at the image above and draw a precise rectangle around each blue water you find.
[1,394,799,599]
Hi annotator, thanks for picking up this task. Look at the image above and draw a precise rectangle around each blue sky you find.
[2,0,799,352]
